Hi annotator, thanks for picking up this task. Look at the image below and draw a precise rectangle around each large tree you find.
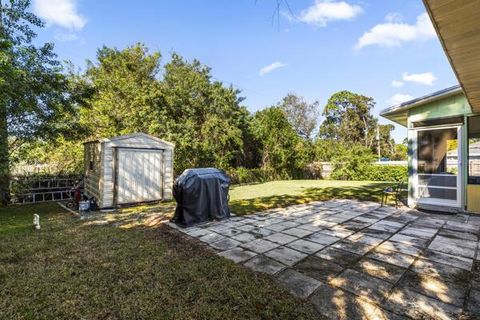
[251,106,304,175]
[79,44,162,138]
[156,53,250,172]
[319,91,376,147]
[376,124,395,158]
[278,94,319,140]
[0,0,70,202]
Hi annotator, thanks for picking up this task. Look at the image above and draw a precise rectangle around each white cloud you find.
[259,62,287,76]
[388,93,414,105]
[33,0,86,30]
[391,80,404,88]
[402,71,437,86]
[54,31,78,41]
[355,12,436,50]
[298,0,363,27]
[385,12,403,23]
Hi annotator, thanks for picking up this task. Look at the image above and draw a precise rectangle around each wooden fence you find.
[9,175,83,204]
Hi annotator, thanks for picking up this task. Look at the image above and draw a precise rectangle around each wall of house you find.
[407,93,471,126]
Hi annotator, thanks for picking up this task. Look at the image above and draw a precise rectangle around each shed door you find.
[116,148,163,204]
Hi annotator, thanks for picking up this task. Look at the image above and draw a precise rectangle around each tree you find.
[319,91,376,146]
[278,94,319,140]
[391,143,408,161]
[157,53,249,172]
[0,0,70,202]
[79,44,162,138]
[77,48,251,173]
[330,143,376,180]
[251,106,303,176]
[375,124,395,158]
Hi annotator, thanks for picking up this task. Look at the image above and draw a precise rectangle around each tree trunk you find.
[0,0,9,204]
[0,99,9,204]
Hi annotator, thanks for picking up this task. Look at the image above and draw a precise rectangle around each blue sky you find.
[32,0,459,142]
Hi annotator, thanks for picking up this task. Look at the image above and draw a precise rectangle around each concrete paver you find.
[169,199,480,320]
[275,268,321,299]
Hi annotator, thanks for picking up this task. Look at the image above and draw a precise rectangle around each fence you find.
[10,175,83,204]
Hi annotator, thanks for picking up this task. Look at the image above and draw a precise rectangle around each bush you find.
[302,162,323,179]
[227,163,324,185]
[227,167,287,185]
[354,165,407,182]
[330,144,375,180]
[328,142,407,182]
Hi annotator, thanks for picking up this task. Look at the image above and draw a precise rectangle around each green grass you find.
[0,179,395,319]
[229,180,391,215]
[0,203,318,319]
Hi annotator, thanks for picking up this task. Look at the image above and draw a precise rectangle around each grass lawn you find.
[229,180,391,215]
[0,203,318,319]
[0,179,393,319]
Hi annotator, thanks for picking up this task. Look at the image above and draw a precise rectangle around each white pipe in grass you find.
[33,214,40,230]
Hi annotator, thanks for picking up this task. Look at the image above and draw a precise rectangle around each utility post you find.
[376,126,381,161]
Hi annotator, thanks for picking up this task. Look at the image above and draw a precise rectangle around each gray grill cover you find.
[172,168,231,227]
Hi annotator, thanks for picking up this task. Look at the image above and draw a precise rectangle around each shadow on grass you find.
[229,183,392,216]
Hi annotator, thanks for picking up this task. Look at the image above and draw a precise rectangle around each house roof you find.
[423,0,480,113]
[380,85,462,127]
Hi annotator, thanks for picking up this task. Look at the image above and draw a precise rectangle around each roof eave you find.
[380,85,463,127]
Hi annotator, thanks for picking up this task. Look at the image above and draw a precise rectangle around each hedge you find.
[350,165,407,182]
[227,167,290,185]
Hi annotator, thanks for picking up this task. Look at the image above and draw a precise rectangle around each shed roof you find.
[84,132,175,148]
[380,85,462,127]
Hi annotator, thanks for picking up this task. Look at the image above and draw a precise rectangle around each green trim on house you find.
[407,93,471,127]
[380,85,464,126]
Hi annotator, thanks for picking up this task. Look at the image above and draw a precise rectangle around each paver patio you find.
[168,199,480,319]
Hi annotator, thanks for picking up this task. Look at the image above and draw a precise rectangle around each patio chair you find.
[381,182,407,208]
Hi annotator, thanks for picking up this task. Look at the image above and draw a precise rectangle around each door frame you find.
[412,124,464,209]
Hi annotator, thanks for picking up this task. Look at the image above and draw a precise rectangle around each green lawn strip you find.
[229,180,391,215]
[0,203,319,320]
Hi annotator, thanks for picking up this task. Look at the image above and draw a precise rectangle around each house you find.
[83,133,174,209]
[380,1,480,213]
[381,86,480,213]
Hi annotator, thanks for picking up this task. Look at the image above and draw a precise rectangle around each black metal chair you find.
[381,182,407,207]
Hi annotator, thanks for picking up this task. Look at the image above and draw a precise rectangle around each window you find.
[412,116,464,128]
[468,116,480,184]
[89,160,94,171]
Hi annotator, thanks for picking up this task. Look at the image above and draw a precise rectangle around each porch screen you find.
[417,128,458,201]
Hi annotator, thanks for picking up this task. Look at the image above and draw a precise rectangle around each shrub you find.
[303,162,323,179]
[228,167,310,185]
[330,144,375,180]
[355,165,407,182]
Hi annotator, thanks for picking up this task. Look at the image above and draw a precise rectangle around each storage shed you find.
[83,133,174,209]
